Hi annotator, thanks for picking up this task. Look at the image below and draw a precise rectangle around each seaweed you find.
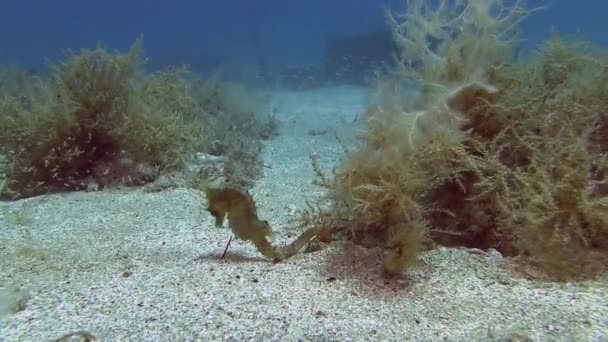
[310,1,608,280]
[0,40,276,199]
[0,39,203,198]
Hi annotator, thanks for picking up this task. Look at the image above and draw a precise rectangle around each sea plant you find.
[0,39,204,198]
[0,39,277,199]
[306,0,608,280]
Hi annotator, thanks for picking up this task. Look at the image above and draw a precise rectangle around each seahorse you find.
[202,184,323,262]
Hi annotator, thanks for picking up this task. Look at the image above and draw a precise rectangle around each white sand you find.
[1,85,607,341]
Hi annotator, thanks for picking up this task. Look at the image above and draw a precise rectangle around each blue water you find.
[0,0,606,71]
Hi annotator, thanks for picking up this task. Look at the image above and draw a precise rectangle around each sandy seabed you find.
[1,86,607,341]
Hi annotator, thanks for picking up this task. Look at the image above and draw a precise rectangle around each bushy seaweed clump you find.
[307,0,607,280]
[472,37,608,279]
[0,39,278,199]
[0,40,195,198]
[191,79,279,188]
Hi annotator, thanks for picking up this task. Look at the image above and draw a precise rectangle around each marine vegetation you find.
[0,39,183,198]
[302,0,608,280]
[0,39,278,199]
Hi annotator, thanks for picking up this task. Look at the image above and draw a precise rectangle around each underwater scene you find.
[0,0,607,340]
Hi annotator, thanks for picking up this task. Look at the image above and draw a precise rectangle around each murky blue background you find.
[0,1,604,69]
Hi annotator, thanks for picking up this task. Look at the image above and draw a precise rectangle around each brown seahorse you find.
[202,184,323,262]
